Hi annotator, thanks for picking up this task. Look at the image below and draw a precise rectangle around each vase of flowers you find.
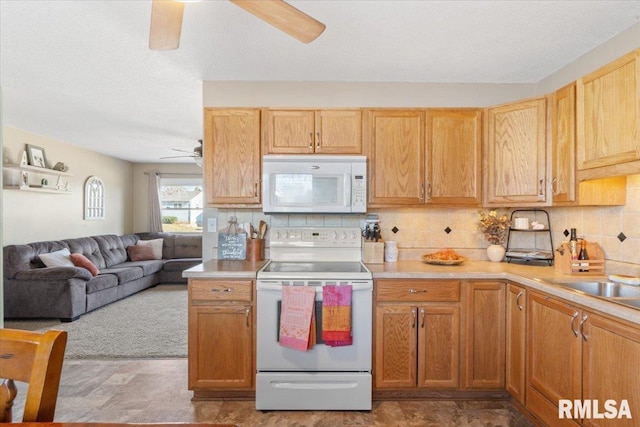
[478,210,511,262]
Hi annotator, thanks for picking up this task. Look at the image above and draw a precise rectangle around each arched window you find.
[84,176,105,220]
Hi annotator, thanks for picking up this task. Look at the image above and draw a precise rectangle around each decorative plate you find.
[421,252,467,265]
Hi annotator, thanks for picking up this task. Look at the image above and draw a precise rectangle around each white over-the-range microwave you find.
[262,155,367,214]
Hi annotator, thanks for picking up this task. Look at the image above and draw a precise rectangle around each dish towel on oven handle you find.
[279,285,316,351]
[322,284,353,347]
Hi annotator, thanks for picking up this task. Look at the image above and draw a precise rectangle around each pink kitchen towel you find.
[322,285,353,347]
[279,285,316,351]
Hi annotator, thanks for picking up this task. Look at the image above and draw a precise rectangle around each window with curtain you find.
[159,175,203,233]
[84,176,105,220]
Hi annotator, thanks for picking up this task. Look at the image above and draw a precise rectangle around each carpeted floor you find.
[4,284,187,359]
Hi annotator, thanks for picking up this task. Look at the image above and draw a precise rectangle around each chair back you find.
[0,328,67,422]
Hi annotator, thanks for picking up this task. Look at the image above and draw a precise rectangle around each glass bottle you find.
[569,228,578,272]
[578,240,589,272]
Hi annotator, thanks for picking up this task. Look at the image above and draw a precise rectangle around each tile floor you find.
[11,358,536,426]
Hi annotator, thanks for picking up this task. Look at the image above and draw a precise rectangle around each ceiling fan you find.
[160,140,203,166]
[149,0,326,50]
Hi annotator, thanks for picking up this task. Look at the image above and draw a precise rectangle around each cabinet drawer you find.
[190,279,253,302]
[376,280,460,302]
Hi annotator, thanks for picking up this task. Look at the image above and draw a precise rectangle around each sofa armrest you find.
[14,266,93,281]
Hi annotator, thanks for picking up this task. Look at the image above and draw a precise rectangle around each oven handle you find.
[257,282,373,292]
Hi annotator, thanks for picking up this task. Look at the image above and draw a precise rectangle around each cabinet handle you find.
[538,179,544,198]
[316,132,321,151]
[426,183,432,201]
[420,308,425,328]
[412,308,417,328]
[579,313,588,341]
[254,182,258,198]
[409,289,428,294]
[551,177,558,195]
[245,306,251,328]
[420,184,425,201]
[570,311,579,337]
[211,288,232,293]
[308,132,313,151]
[516,291,524,311]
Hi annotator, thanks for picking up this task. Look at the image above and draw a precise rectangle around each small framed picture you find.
[26,144,48,168]
[20,171,29,188]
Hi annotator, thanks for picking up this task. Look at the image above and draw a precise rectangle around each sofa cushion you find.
[38,248,74,268]
[99,266,143,284]
[93,235,128,267]
[112,260,163,276]
[173,235,202,259]
[127,245,155,261]
[162,258,202,272]
[65,237,106,268]
[136,238,163,260]
[85,274,118,294]
[3,241,69,279]
[70,253,100,276]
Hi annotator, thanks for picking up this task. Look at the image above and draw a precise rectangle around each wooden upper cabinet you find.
[263,109,362,154]
[366,109,425,205]
[485,97,548,206]
[204,108,261,205]
[426,109,482,205]
[577,48,640,171]
[551,83,577,204]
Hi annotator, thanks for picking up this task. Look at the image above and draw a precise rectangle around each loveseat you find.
[3,232,202,321]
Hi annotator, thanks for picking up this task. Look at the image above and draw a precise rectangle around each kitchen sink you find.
[555,281,640,298]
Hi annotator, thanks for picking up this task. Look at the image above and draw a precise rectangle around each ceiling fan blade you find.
[149,0,185,50]
[160,155,197,159]
[229,0,325,44]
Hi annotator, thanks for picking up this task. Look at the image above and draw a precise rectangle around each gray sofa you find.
[3,232,202,321]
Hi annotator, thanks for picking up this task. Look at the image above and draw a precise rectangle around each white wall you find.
[2,127,134,245]
[131,162,203,233]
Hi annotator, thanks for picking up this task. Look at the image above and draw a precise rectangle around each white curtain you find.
[148,171,163,232]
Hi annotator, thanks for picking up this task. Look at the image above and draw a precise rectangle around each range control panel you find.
[270,227,362,248]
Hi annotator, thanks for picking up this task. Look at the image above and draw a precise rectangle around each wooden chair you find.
[0,328,67,422]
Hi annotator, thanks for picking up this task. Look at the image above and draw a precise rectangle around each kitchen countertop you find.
[183,258,640,325]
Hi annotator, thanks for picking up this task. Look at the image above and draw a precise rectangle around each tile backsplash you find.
[203,174,640,276]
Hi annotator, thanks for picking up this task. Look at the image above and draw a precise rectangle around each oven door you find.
[256,281,372,372]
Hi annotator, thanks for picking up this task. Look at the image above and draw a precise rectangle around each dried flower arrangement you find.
[478,210,511,245]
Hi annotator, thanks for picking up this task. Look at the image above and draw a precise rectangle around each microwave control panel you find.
[351,163,367,211]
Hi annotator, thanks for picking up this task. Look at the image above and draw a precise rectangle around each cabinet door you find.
[577,49,640,170]
[551,83,577,204]
[366,110,425,205]
[417,305,460,389]
[204,108,261,205]
[526,292,582,427]
[374,305,416,389]
[188,304,253,389]
[426,109,482,205]
[582,313,640,426]
[315,109,362,154]
[485,98,548,206]
[264,110,315,154]
[463,281,505,389]
[505,284,526,404]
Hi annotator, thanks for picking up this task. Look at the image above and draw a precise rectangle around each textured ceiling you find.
[1,1,639,163]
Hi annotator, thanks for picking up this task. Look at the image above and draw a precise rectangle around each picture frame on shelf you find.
[20,150,28,166]
[26,144,48,168]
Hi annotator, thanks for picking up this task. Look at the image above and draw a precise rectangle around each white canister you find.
[514,217,529,229]
[384,241,398,262]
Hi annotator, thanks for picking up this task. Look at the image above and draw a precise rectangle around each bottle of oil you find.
[578,240,589,272]
[570,228,578,272]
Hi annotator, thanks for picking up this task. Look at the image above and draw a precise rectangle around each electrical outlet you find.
[207,218,217,232]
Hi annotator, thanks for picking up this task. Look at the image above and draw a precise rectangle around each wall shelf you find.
[3,163,73,194]
[3,185,72,194]
[3,163,73,177]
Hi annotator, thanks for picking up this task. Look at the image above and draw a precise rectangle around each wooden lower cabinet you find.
[505,283,527,404]
[188,279,254,396]
[463,281,505,389]
[374,280,460,390]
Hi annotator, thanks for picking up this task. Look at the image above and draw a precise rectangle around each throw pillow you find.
[39,248,74,268]
[136,238,163,260]
[127,245,156,262]
[69,253,100,276]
